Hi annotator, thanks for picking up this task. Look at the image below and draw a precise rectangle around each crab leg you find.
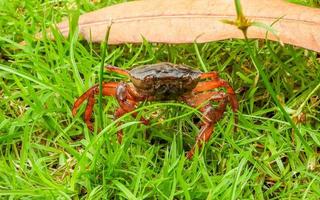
[72,82,119,130]
[114,83,148,143]
[193,78,239,132]
[105,65,129,76]
[114,107,126,143]
[193,79,238,114]
[84,93,95,130]
[183,92,229,159]
[200,71,219,79]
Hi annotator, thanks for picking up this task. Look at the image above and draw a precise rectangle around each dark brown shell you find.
[129,62,201,100]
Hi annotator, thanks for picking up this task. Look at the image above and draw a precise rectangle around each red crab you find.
[72,62,238,159]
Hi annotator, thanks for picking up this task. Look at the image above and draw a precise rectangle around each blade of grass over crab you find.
[98,23,112,130]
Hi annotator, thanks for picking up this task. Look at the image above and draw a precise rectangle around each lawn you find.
[0,0,319,199]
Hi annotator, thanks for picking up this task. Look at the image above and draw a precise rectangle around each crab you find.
[72,62,238,159]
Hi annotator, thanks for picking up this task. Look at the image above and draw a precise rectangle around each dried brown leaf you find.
[44,0,320,52]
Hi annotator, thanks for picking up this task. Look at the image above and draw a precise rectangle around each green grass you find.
[1,0,320,199]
